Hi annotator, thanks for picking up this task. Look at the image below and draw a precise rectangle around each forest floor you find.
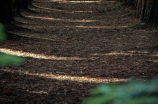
[0,0,158,103]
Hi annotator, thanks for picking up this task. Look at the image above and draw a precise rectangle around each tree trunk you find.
[137,0,154,22]
[150,0,158,23]
[122,0,158,25]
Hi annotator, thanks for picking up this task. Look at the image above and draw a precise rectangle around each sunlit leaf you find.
[82,94,114,104]
[0,53,25,66]
[90,84,118,95]
[83,78,158,104]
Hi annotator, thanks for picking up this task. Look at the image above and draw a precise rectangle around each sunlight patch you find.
[51,0,101,3]
[33,3,94,13]
[76,25,128,29]
[27,72,127,83]
[1,69,127,83]
[27,90,48,94]
[62,1,101,3]
[26,16,96,22]
[91,50,156,56]
[0,48,85,60]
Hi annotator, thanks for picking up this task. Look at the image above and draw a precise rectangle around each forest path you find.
[0,0,158,103]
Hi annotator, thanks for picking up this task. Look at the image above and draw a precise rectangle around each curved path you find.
[0,0,158,103]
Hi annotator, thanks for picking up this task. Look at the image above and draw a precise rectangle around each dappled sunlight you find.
[26,16,96,22]
[0,48,85,60]
[91,50,158,63]
[91,50,155,56]
[33,4,67,12]
[27,90,48,94]
[148,59,158,63]
[1,69,127,83]
[73,10,94,13]
[60,0,101,3]
[34,0,116,3]
[33,4,94,13]
[27,72,127,83]
[151,52,158,57]
[44,0,101,3]
[75,25,128,29]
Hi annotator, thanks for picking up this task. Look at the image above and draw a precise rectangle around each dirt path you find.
[0,0,158,103]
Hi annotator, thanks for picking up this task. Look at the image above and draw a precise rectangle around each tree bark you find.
[138,0,154,22]
[150,0,158,23]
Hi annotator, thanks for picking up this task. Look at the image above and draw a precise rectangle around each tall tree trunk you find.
[137,0,158,26]
[137,0,154,22]
[150,0,158,23]
[122,0,158,25]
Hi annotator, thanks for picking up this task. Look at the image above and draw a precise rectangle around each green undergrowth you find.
[83,77,158,104]
[0,23,24,66]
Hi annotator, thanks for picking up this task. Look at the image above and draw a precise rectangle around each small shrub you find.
[83,77,158,104]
